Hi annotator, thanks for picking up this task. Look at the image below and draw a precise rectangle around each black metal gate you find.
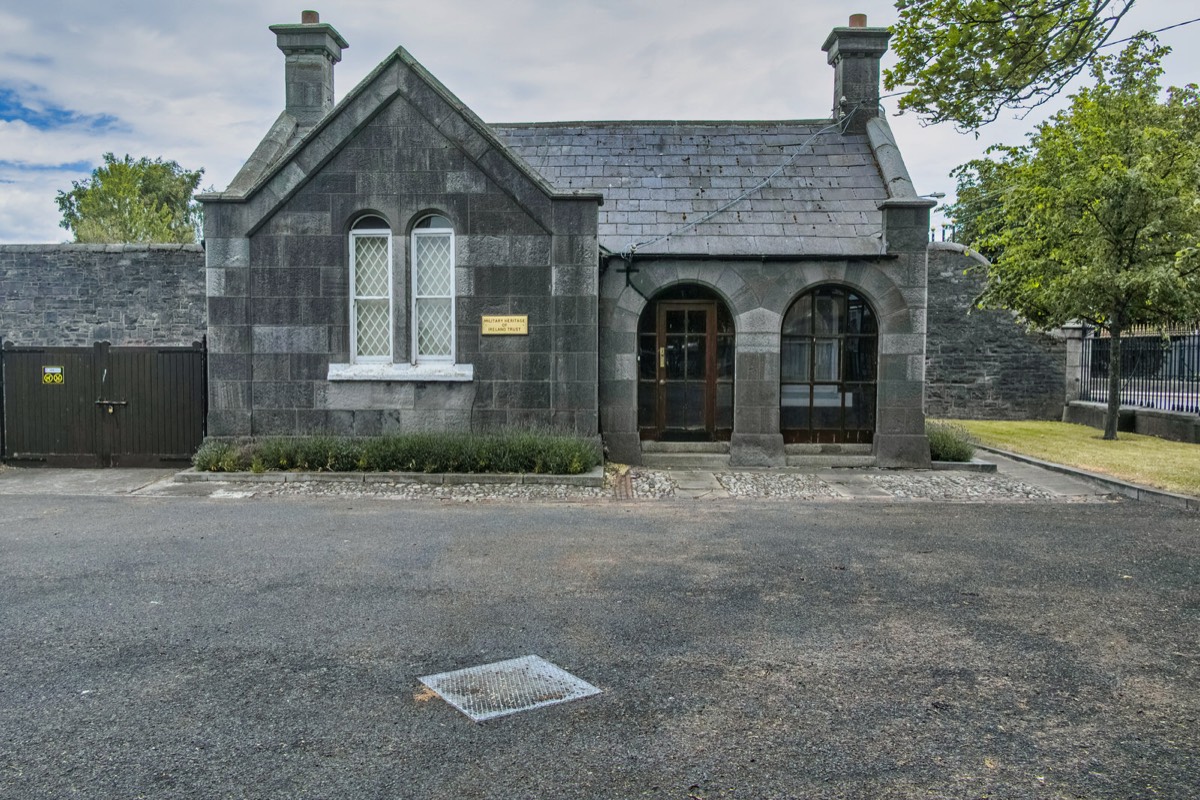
[1,341,206,466]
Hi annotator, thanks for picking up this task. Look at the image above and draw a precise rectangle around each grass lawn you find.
[940,419,1200,498]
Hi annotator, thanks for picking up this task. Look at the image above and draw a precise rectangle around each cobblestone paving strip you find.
[718,472,841,499]
[865,472,1058,501]
[628,468,677,499]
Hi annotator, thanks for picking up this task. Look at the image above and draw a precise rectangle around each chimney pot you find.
[301,10,319,24]
[849,13,867,27]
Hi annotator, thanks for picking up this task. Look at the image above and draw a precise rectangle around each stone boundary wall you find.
[1064,401,1200,444]
[925,242,1066,420]
[0,244,206,348]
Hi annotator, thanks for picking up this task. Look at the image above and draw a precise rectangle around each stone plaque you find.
[481,315,528,335]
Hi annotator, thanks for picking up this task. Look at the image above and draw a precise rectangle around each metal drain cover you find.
[419,655,601,722]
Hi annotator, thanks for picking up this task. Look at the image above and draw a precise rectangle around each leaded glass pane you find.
[417,297,453,357]
[813,339,840,382]
[782,294,813,336]
[415,234,452,297]
[354,236,389,297]
[814,291,843,335]
[781,338,810,382]
[356,299,390,358]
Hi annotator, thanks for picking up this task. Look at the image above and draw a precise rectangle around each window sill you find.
[327,362,474,382]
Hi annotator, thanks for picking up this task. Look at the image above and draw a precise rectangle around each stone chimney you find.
[269,11,349,128]
[821,14,891,133]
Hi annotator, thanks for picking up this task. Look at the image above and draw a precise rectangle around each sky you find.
[1,0,1197,243]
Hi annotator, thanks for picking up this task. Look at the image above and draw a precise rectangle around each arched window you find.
[349,215,392,363]
[780,286,877,443]
[412,215,455,363]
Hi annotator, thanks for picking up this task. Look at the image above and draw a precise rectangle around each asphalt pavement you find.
[1,472,1197,798]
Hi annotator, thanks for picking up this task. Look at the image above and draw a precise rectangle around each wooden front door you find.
[638,294,734,441]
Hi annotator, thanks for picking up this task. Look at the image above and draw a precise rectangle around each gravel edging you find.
[974,444,1199,512]
[174,465,606,488]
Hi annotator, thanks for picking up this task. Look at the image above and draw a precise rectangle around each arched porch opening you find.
[780,285,878,444]
[637,285,735,441]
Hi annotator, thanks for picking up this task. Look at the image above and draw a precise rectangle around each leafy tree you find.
[56,153,204,243]
[944,154,1015,257]
[959,36,1200,439]
[886,0,1136,129]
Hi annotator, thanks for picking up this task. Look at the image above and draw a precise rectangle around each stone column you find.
[730,308,785,467]
[874,197,936,468]
[1061,322,1087,413]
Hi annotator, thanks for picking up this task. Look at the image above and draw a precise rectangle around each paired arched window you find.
[347,213,456,365]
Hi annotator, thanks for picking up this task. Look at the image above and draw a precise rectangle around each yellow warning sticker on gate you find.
[42,366,64,385]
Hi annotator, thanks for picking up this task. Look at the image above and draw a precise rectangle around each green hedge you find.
[192,431,602,475]
[927,421,976,462]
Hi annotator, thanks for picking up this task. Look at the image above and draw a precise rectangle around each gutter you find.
[601,251,897,270]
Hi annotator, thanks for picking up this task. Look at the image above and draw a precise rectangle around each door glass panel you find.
[665,383,686,428]
[687,309,706,333]
[685,336,704,379]
[666,309,686,334]
[684,384,704,429]
[665,337,686,379]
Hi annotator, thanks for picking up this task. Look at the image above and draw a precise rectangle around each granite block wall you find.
[202,56,600,439]
[925,242,1066,420]
[0,244,205,347]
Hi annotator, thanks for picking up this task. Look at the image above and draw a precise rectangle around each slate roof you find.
[493,121,890,257]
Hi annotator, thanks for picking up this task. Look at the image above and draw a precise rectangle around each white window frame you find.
[349,225,393,364]
[411,221,456,365]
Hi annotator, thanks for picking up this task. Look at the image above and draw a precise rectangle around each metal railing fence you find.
[1081,327,1200,413]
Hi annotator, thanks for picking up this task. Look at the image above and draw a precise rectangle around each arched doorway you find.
[637,285,735,441]
[780,285,877,443]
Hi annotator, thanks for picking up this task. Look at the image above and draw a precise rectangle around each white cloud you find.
[0,169,75,244]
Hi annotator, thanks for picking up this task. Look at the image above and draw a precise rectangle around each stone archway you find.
[780,285,878,444]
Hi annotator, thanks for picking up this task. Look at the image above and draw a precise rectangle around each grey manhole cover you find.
[418,655,602,722]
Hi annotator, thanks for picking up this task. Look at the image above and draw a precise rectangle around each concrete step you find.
[641,440,730,454]
[785,455,877,468]
[784,443,873,456]
[641,453,732,470]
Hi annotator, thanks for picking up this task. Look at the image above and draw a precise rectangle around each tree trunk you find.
[1103,321,1123,440]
